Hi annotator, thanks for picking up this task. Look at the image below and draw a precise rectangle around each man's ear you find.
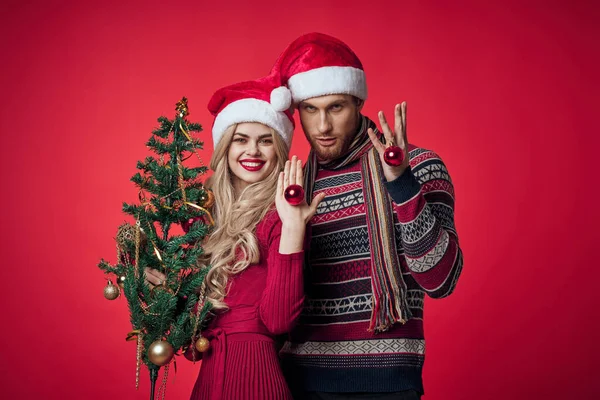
[355,97,365,112]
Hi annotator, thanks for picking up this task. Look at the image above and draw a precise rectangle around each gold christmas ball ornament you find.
[116,274,126,288]
[148,340,175,366]
[116,222,147,250]
[116,223,136,248]
[103,280,120,300]
[200,190,215,209]
[195,336,210,353]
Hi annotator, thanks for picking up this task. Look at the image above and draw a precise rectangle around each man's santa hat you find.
[271,32,368,103]
[207,75,294,148]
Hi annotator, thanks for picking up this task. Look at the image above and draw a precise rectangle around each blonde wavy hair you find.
[201,124,289,310]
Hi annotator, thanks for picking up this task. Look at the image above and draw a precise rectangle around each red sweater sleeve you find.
[257,213,306,335]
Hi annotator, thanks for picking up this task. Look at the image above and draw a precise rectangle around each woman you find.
[146,76,323,400]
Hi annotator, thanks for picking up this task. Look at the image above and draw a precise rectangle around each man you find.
[271,33,464,399]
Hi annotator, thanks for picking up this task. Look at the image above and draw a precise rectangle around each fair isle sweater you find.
[280,144,463,394]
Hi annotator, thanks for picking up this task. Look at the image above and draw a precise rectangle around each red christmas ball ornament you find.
[383,145,405,167]
[183,343,203,362]
[181,216,203,233]
[284,185,304,206]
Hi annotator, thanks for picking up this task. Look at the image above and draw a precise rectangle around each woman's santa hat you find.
[208,75,294,148]
[271,32,368,103]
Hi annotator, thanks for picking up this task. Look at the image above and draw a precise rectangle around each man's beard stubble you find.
[305,134,352,163]
[303,114,362,164]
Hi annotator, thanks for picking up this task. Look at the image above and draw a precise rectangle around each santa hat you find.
[207,75,294,148]
[271,32,367,103]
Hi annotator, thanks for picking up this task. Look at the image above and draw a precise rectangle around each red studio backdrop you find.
[1,1,598,399]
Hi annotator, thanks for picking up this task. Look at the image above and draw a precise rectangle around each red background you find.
[1,0,598,399]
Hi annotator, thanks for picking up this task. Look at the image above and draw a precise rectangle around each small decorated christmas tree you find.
[98,98,213,399]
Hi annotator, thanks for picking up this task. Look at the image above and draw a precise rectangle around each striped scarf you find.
[304,116,412,333]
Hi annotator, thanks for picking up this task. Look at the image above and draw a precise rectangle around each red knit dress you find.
[190,211,305,400]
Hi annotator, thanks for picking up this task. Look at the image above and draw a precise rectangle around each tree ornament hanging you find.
[116,274,127,288]
[199,189,215,209]
[194,336,210,353]
[103,280,120,300]
[147,340,175,366]
[183,342,203,362]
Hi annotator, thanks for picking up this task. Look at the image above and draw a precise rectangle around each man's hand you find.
[367,102,410,182]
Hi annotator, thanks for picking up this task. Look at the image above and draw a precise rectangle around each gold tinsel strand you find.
[176,99,205,176]
[184,202,215,226]
[135,332,143,390]
[190,283,207,363]
[176,154,187,204]
[116,241,122,267]
[135,220,141,279]
[158,362,170,400]
[139,217,165,268]
[179,121,193,142]
[139,300,160,316]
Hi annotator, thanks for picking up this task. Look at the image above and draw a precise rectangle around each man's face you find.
[298,94,363,163]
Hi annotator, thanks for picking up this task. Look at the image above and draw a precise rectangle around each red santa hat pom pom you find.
[270,86,292,112]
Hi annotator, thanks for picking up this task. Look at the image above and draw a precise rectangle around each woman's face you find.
[227,122,278,193]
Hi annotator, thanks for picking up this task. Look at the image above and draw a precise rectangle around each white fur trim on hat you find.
[212,98,293,148]
[270,86,292,112]
[287,66,367,103]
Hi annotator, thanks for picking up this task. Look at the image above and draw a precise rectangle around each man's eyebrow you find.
[329,99,348,106]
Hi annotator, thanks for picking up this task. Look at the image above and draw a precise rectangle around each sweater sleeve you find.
[384,149,464,298]
[258,215,306,335]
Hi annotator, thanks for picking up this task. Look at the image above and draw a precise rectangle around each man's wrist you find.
[383,167,421,204]
[384,166,408,182]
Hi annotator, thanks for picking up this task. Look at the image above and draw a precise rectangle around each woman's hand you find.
[144,267,166,289]
[275,155,325,227]
[275,156,325,254]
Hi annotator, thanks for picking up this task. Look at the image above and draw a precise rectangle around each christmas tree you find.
[98,98,213,399]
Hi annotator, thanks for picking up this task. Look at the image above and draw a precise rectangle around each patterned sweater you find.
[280,145,463,394]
